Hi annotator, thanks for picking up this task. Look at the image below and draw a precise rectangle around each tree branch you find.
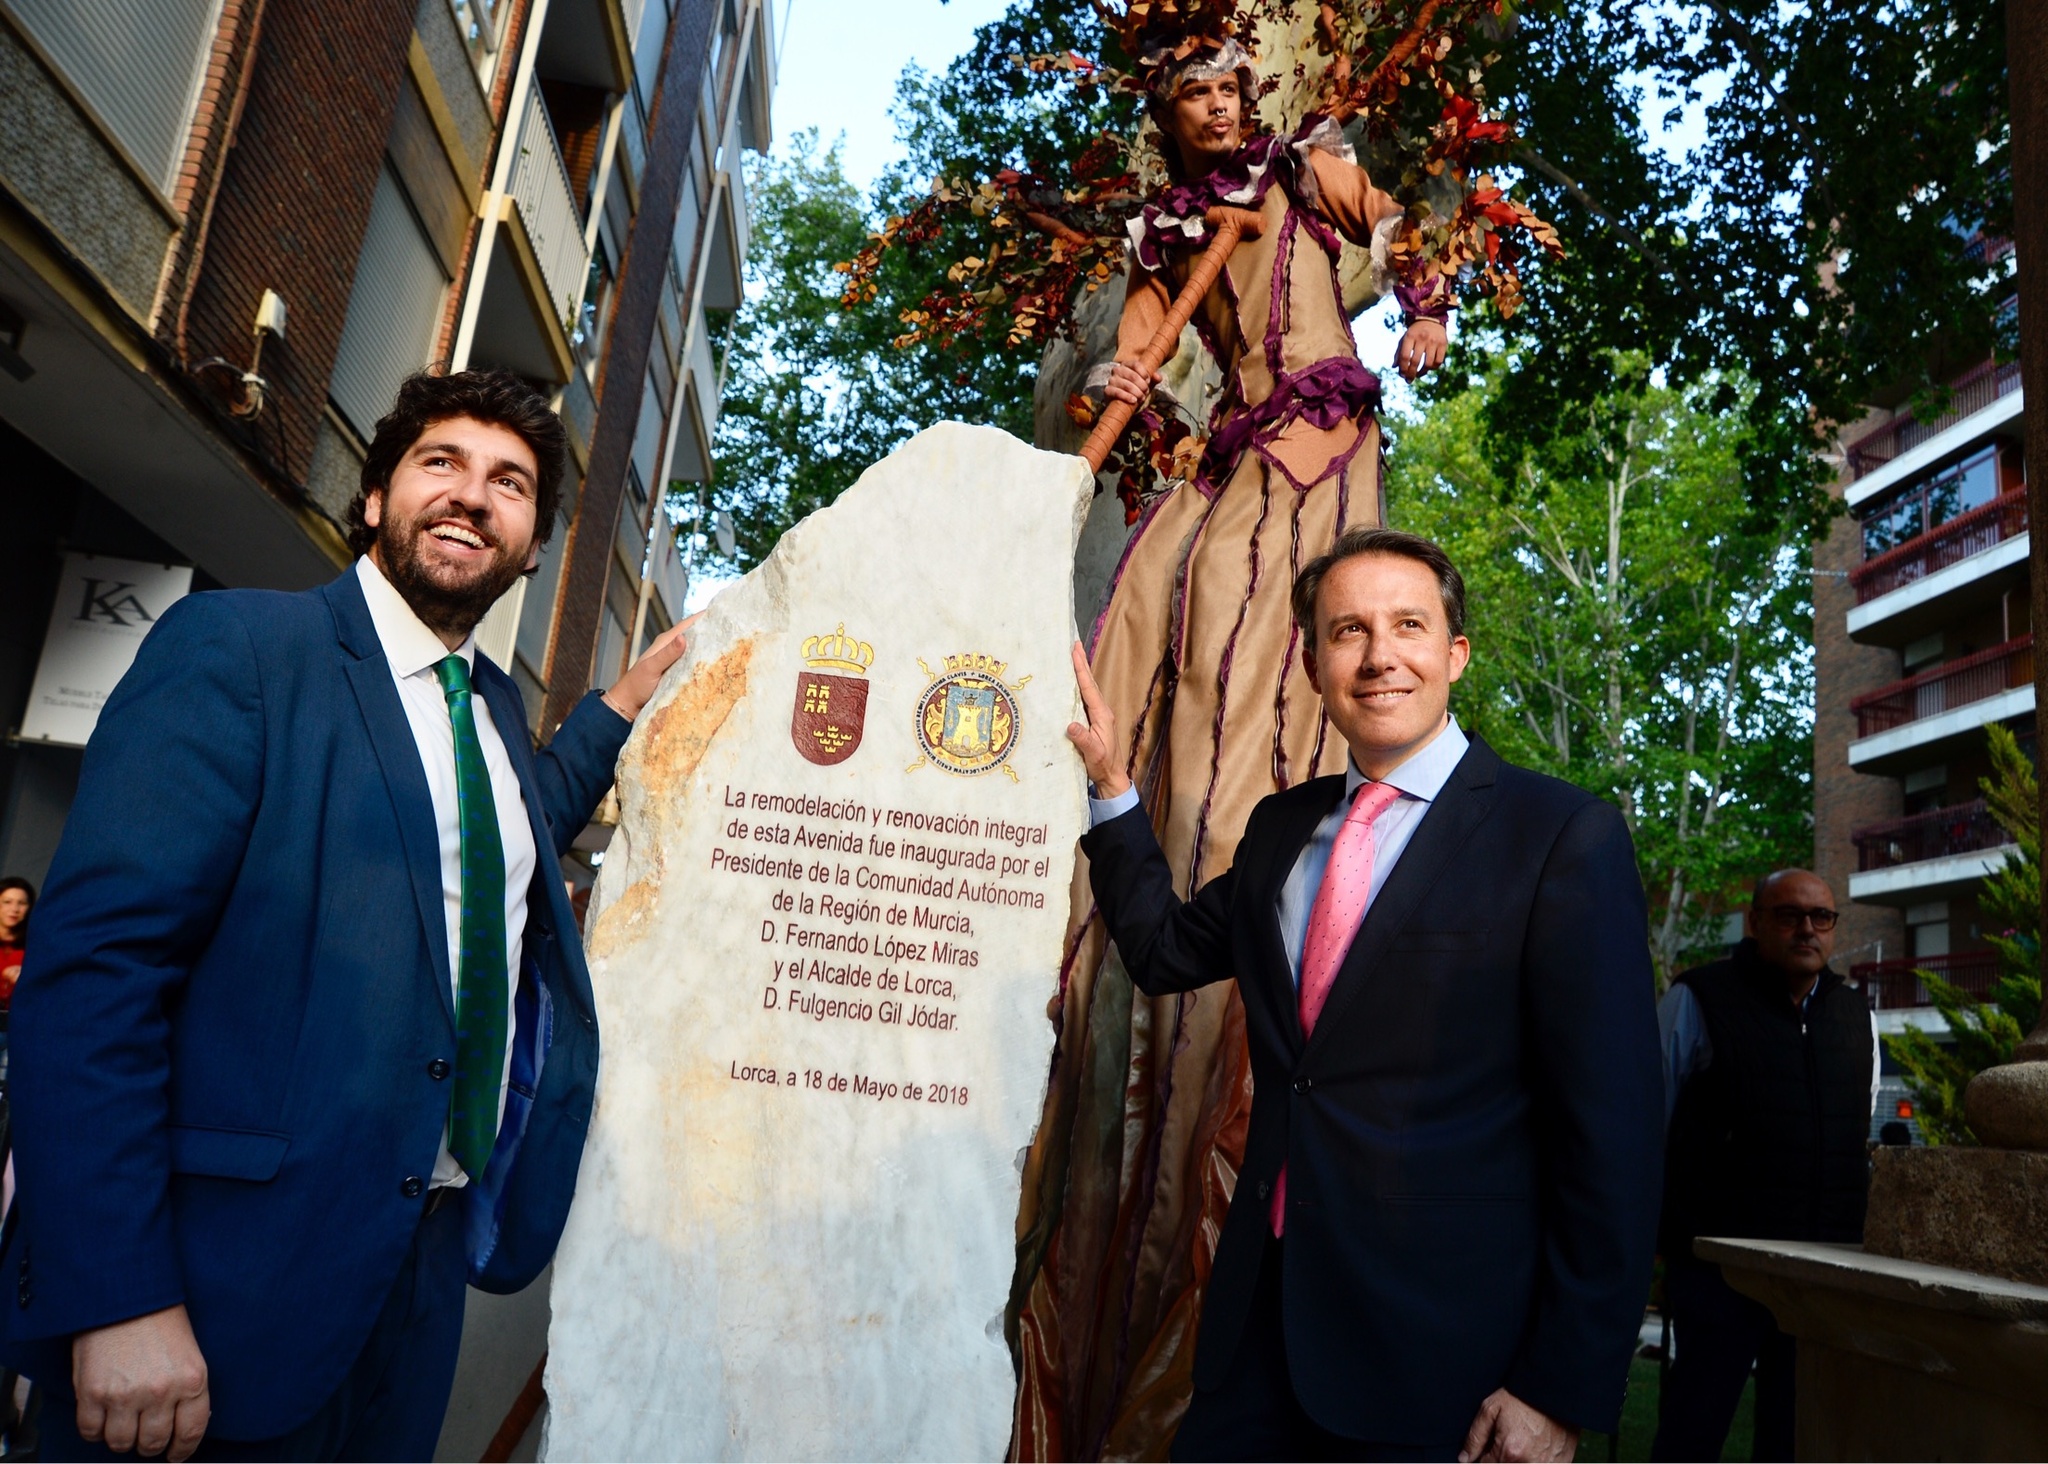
[1696,0,1839,224]
[1512,146,1669,270]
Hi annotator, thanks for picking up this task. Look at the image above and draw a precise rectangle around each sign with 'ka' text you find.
[21,554,193,747]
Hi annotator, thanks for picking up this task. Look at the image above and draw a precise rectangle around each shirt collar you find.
[1344,715,1470,804]
[355,556,474,680]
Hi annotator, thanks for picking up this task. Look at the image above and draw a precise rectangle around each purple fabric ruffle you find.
[1127,133,1291,272]
[1197,356,1382,493]
[1395,281,1454,327]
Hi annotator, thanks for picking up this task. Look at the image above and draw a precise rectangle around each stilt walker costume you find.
[842,6,1561,1454]
[1021,58,1447,1461]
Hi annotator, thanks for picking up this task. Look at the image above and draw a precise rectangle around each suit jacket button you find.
[1293,1076,1312,1093]
[402,1176,425,1199]
[427,1059,451,1080]
[1256,1180,1271,1200]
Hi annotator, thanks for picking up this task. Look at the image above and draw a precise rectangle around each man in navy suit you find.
[3,370,685,1461]
[1067,528,1663,1461]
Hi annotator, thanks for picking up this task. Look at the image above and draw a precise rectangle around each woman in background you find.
[0,878,32,1019]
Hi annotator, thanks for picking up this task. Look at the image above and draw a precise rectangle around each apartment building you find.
[0,0,771,887]
[1813,325,2028,1083]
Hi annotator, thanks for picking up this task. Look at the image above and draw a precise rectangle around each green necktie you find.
[435,654,508,1178]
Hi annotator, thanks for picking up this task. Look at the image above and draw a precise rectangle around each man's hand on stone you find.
[603,615,696,722]
[1103,360,1160,406]
[1065,641,1128,799]
[1396,319,1448,382]
[73,1304,211,1462]
[1459,1388,1578,1463]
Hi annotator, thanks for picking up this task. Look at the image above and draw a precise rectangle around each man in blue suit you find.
[1068,528,1663,1461]
[3,370,684,1461]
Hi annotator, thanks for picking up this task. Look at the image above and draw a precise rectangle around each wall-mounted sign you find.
[20,553,194,748]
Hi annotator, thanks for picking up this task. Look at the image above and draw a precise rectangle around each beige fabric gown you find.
[1012,141,1409,1460]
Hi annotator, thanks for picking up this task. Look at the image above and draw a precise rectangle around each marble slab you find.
[542,422,1095,1460]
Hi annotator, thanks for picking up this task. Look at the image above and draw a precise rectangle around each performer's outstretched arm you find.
[1307,150,1451,381]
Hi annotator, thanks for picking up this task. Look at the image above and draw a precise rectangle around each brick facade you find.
[175,0,418,485]
[1811,485,1906,969]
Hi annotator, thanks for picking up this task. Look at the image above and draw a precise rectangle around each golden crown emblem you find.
[942,651,1008,681]
[801,624,874,676]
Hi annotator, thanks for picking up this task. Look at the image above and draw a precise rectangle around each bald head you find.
[1746,869,1837,991]
[1751,869,1827,908]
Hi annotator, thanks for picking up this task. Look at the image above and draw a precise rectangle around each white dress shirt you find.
[356,557,538,1188]
[1089,716,1471,985]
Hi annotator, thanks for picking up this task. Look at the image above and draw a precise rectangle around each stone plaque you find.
[543,423,1094,1460]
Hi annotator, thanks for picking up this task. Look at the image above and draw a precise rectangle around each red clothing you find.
[0,940,24,1007]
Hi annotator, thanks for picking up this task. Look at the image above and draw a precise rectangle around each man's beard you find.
[375,503,529,641]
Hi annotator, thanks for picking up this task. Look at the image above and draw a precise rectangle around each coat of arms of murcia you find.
[791,625,871,766]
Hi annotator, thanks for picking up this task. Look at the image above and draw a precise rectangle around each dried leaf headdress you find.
[838,0,1560,351]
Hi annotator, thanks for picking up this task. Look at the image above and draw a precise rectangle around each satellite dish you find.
[714,510,737,558]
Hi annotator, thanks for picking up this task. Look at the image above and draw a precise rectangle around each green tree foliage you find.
[706,0,2011,576]
[1473,0,2013,507]
[1883,724,2042,1145]
[693,1,1106,576]
[1388,362,1812,980]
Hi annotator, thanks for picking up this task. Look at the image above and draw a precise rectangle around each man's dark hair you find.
[1290,527,1467,639]
[346,369,567,558]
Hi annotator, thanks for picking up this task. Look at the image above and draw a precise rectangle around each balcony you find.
[1853,636,2034,737]
[1847,634,2034,773]
[668,305,719,483]
[1847,491,2029,647]
[1847,799,2015,904]
[507,87,591,330]
[1855,799,2010,869]
[1852,950,2000,1011]
[468,86,590,386]
[1844,359,2024,483]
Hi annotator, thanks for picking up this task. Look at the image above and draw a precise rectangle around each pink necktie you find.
[1271,779,1404,1236]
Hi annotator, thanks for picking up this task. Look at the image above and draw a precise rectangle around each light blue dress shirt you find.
[1089,716,1470,987]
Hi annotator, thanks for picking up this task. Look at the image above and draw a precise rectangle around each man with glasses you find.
[1651,869,1877,1462]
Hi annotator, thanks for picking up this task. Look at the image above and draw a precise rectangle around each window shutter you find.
[329,167,449,438]
[11,0,223,192]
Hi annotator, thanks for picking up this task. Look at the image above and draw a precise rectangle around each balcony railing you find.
[1850,491,2029,604]
[1850,634,2033,738]
[1843,358,2023,480]
[1852,799,2014,872]
[1852,950,2000,1011]
[508,88,589,329]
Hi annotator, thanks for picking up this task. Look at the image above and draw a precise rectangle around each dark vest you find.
[1661,941,1873,1256]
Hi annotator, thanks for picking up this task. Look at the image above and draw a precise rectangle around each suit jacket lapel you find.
[1304,739,1501,1060]
[326,574,458,1030]
[1260,776,1347,1053]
